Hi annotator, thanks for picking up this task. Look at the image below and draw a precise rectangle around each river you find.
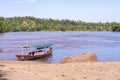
[0,32,120,63]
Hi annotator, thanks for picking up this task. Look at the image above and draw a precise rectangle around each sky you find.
[0,0,120,22]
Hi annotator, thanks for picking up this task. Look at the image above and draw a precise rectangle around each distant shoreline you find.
[1,17,120,33]
[0,31,115,33]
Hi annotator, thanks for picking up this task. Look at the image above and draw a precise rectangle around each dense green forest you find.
[0,16,120,33]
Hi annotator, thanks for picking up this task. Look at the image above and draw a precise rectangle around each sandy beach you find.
[0,60,120,80]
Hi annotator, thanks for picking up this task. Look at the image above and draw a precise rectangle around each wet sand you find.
[0,60,120,80]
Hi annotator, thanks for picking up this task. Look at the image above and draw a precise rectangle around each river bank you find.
[0,60,120,80]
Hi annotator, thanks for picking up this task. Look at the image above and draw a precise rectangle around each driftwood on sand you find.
[60,52,98,63]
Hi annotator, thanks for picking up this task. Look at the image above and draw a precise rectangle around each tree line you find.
[0,16,120,33]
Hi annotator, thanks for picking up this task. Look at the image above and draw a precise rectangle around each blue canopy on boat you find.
[32,43,53,49]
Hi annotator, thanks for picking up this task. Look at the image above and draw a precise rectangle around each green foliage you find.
[0,17,8,33]
[112,26,120,31]
[0,16,120,32]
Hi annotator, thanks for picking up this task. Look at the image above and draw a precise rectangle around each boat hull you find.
[16,52,52,61]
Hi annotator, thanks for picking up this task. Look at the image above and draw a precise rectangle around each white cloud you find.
[13,0,36,4]
[29,0,36,3]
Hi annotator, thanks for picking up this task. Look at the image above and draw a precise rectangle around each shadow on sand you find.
[0,65,7,80]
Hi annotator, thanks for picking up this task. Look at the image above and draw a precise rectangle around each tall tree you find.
[0,17,7,33]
